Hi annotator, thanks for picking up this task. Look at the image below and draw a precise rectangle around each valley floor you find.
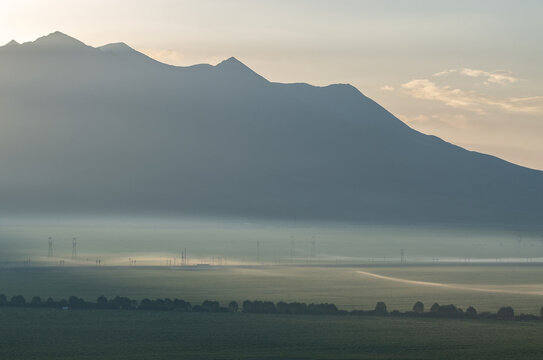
[1,307,543,359]
[2,265,543,314]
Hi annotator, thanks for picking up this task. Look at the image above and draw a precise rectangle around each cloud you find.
[433,68,519,85]
[380,85,395,91]
[401,79,543,115]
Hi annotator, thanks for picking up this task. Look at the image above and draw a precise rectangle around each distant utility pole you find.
[290,239,295,263]
[48,237,53,257]
[257,240,260,264]
[400,248,405,264]
[72,237,77,259]
[310,238,316,261]
[180,248,187,266]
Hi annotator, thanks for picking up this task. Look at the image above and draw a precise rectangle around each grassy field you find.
[2,307,543,359]
[1,265,543,314]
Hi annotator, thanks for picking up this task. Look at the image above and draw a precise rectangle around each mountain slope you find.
[1,32,542,226]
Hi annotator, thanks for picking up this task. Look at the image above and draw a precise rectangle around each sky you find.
[1,0,542,169]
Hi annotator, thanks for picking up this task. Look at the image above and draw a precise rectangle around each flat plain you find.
[2,307,543,359]
[1,265,543,314]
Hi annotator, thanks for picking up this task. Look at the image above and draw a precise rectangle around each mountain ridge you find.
[0,32,541,226]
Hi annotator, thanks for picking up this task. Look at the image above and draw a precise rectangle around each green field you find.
[2,265,543,314]
[3,223,543,359]
[2,307,543,359]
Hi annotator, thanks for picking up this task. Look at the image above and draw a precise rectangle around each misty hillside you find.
[1,31,542,225]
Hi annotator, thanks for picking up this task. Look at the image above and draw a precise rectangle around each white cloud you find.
[432,68,519,85]
[401,79,543,115]
[433,69,456,77]
[380,85,395,91]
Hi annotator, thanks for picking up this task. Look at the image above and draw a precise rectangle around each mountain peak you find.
[216,56,267,82]
[217,56,245,67]
[3,40,19,47]
[32,31,86,48]
[98,42,134,52]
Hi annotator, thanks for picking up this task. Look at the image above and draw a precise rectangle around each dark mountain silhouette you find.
[0,32,541,226]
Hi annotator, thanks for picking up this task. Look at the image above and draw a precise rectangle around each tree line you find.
[0,293,541,321]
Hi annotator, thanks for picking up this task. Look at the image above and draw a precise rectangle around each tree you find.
[202,300,220,312]
[374,302,388,315]
[69,296,88,309]
[45,297,56,308]
[228,301,239,313]
[139,298,152,310]
[437,304,459,318]
[430,303,440,313]
[412,301,424,314]
[497,306,514,320]
[31,296,42,307]
[96,295,108,309]
[0,294,7,306]
[173,299,192,312]
[466,306,478,318]
[10,295,26,307]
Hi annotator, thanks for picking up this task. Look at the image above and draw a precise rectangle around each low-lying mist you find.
[1,216,542,267]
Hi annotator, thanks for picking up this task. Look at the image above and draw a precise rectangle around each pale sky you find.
[2,0,542,169]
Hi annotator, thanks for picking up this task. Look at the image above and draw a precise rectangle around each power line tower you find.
[310,237,316,261]
[180,248,187,266]
[48,237,53,257]
[517,233,523,257]
[72,237,77,259]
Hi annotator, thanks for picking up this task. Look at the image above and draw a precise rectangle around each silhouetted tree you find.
[139,298,152,310]
[0,294,7,306]
[437,304,459,318]
[497,306,514,320]
[173,299,192,312]
[466,306,478,318]
[242,300,276,314]
[202,300,220,312]
[30,296,42,307]
[228,301,239,312]
[10,295,26,307]
[413,301,424,314]
[69,296,85,309]
[45,297,56,308]
[430,303,440,313]
[96,295,108,309]
[276,301,308,315]
[374,302,388,315]
[307,303,338,315]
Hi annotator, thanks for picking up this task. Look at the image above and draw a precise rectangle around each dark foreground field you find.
[1,308,543,359]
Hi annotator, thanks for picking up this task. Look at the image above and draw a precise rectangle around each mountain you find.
[0,32,542,226]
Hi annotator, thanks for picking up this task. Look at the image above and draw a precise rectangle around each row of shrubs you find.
[0,294,540,320]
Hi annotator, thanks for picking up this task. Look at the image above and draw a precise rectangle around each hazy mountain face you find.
[1,32,542,226]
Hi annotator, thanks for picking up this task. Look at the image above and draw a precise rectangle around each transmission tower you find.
[72,237,77,259]
[48,237,53,257]
[310,237,316,259]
